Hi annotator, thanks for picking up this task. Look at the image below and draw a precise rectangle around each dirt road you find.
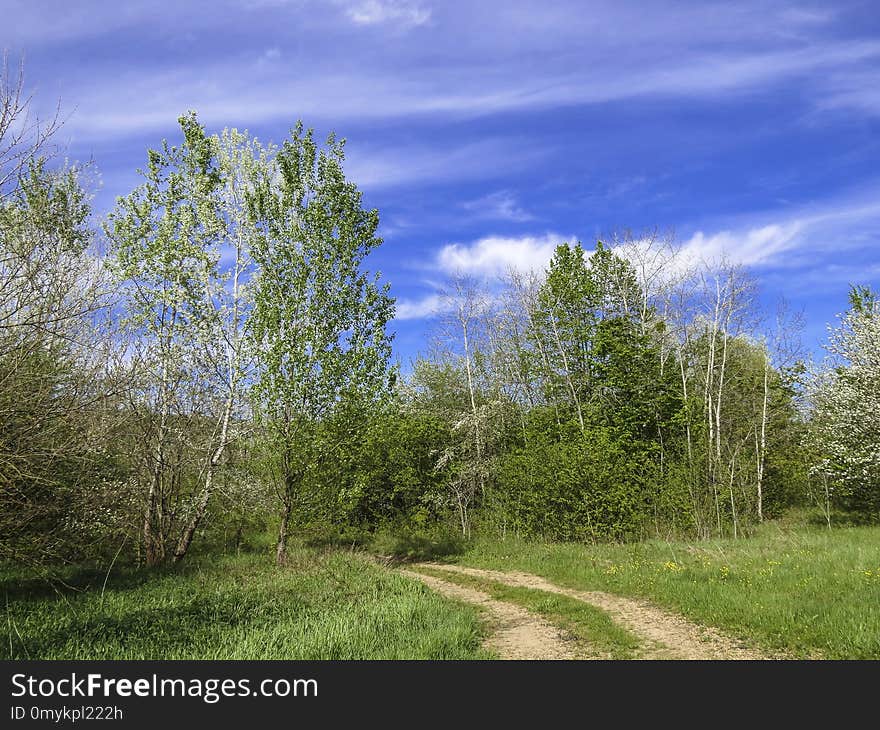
[402,569,579,659]
[408,563,770,660]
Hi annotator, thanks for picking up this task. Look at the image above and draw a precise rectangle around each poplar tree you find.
[247,123,394,563]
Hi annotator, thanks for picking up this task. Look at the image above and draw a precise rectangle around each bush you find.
[368,525,467,562]
[490,426,656,542]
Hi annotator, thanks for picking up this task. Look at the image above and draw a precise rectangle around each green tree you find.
[106,112,227,565]
[247,122,394,563]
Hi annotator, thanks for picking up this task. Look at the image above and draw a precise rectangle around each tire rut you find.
[418,563,770,660]
[401,569,580,660]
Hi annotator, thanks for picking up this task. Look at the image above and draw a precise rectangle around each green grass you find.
[454,523,880,659]
[1,547,492,660]
[412,565,640,659]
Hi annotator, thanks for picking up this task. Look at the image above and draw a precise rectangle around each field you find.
[4,523,880,660]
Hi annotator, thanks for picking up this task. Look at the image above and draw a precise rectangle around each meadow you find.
[1,547,489,660]
[456,521,880,659]
[4,521,880,660]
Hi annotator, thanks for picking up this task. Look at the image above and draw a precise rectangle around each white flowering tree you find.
[107,115,266,564]
[809,286,880,517]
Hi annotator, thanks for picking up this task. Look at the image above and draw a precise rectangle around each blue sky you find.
[5,0,880,365]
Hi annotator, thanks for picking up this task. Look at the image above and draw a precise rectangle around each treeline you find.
[382,242,809,542]
[351,244,878,544]
[1,68,878,571]
[1,90,394,568]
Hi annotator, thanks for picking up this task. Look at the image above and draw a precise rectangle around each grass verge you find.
[1,547,491,660]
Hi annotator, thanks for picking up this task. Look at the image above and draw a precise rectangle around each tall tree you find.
[247,122,394,564]
[170,127,267,562]
[107,112,224,565]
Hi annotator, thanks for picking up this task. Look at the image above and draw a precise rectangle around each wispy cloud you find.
[340,0,430,29]
[461,190,534,222]
[394,293,447,320]
[43,3,880,142]
[436,233,571,278]
[343,138,547,189]
[680,222,805,268]
[677,190,880,271]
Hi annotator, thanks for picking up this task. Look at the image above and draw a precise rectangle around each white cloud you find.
[437,233,570,278]
[676,191,880,272]
[340,0,430,28]
[395,188,880,321]
[461,191,534,222]
[394,293,447,320]
[680,222,805,268]
[391,233,571,320]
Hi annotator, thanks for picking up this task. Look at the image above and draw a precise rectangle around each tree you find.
[170,127,267,563]
[1,53,62,200]
[247,122,394,564]
[809,286,880,517]
[432,276,498,536]
[0,159,122,567]
[107,112,227,565]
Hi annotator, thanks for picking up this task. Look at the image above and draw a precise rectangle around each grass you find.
[1,547,492,660]
[454,522,880,659]
[8,521,879,660]
[412,565,640,659]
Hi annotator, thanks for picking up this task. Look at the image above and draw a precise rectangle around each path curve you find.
[401,569,579,660]
[419,563,769,660]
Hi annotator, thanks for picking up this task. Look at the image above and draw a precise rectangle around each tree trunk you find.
[461,318,485,497]
[171,395,233,564]
[756,353,769,522]
[144,314,173,567]
[548,303,585,433]
[276,495,292,565]
[143,464,161,567]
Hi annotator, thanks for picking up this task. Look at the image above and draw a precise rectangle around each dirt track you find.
[409,563,770,660]
[401,569,579,660]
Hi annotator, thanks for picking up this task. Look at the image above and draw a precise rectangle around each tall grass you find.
[459,523,880,658]
[1,548,490,660]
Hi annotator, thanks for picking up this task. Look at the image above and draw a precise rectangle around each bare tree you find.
[0,53,63,200]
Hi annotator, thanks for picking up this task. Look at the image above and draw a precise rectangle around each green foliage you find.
[307,396,452,527]
[246,122,395,558]
[106,111,223,334]
[248,122,394,426]
[493,422,659,541]
[368,524,467,562]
